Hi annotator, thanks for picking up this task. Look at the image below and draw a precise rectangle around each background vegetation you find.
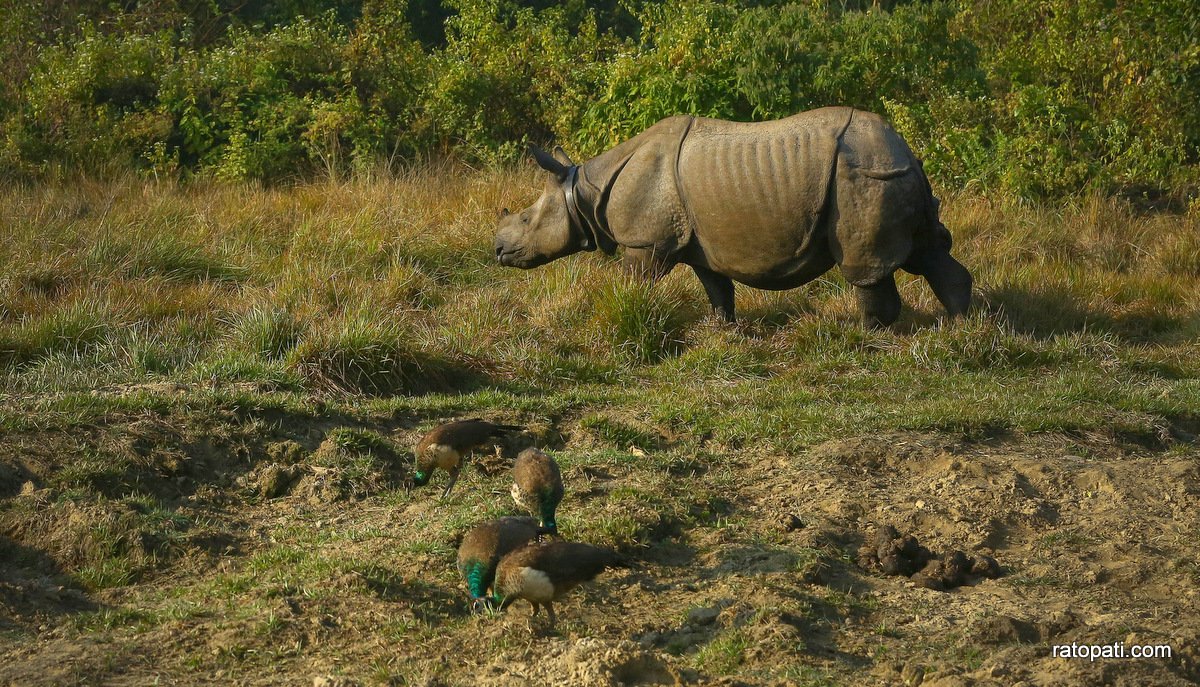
[1,0,1198,199]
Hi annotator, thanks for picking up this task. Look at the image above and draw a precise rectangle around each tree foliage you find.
[0,0,1196,198]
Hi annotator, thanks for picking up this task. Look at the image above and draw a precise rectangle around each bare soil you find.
[1,407,1198,686]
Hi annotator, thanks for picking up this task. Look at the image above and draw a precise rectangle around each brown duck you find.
[412,418,524,497]
[457,516,541,613]
[511,448,564,535]
[494,540,627,628]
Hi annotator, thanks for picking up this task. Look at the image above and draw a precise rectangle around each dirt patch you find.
[1,423,1199,685]
[478,638,693,686]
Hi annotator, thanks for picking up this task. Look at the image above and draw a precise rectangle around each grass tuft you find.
[89,234,248,283]
[0,300,112,369]
[310,427,404,498]
[287,315,469,396]
[591,276,696,364]
[693,628,750,675]
[230,305,303,360]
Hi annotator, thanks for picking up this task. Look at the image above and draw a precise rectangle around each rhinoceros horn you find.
[529,145,570,181]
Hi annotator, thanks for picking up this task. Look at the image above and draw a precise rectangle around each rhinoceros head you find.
[494,146,590,269]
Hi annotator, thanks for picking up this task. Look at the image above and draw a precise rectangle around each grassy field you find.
[1,165,1198,685]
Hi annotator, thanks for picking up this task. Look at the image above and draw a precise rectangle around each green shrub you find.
[14,27,175,176]
[733,2,982,120]
[162,16,348,179]
[0,0,1197,195]
[572,0,744,155]
[421,0,609,160]
[955,0,1199,196]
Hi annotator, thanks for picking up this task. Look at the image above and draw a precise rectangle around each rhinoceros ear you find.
[529,144,569,181]
[552,145,575,167]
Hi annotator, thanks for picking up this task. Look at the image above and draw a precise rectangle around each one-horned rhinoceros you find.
[494,107,972,327]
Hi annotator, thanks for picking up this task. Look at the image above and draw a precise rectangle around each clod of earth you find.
[251,463,303,498]
[686,606,722,626]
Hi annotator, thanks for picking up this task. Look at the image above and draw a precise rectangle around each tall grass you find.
[0,169,1196,439]
[591,276,697,364]
[0,299,112,369]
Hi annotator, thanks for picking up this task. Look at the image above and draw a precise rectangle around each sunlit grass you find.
[0,169,1197,685]
[1,172,1196,411]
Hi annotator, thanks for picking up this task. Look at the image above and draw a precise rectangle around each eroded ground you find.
[1,399,1198,686]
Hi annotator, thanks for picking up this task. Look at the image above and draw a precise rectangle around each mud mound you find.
[0,488,180,584]
[478,638,692,686]
[238,431,407,503]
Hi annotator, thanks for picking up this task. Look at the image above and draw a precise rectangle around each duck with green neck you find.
[511,448,564,536]
[492,539,628,629]
[456,517,540,612]
[412,418,524,498]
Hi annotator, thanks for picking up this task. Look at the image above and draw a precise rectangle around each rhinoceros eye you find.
[520,212,530,224]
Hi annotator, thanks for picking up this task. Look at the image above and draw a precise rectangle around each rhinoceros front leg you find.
[690,264,736,323]
[854,273,901,328]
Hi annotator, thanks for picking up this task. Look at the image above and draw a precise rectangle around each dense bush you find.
[894,0,1200,197]
[0,0,1197,198]
[569,0,746,155]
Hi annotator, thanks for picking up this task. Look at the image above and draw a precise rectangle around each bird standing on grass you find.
[457,517,541,613]
[412,418,524,497]
[493,540,627,630]
[511,448,564,535]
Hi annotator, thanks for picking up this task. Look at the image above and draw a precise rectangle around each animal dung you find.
[857,524,1002,591]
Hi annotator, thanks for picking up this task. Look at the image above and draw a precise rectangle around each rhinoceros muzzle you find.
[494,239,546,269]
[494,239,523,266]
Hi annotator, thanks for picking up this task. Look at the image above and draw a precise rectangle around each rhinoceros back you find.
[831,110,930,285]
[677,107,929,286]
[677,109,845,280]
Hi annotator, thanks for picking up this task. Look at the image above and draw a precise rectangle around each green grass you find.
[694,628,751,674]
[287,314,468,396]
[0,171,1198,684]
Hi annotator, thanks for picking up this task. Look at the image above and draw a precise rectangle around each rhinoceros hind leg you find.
[854,273,901,328]
[904,249,972,317]
[691,264,736,322]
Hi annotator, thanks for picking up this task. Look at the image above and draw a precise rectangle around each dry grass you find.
[0,168,1198,684]
[3,170,1197,395]
[1,170,1197,443]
